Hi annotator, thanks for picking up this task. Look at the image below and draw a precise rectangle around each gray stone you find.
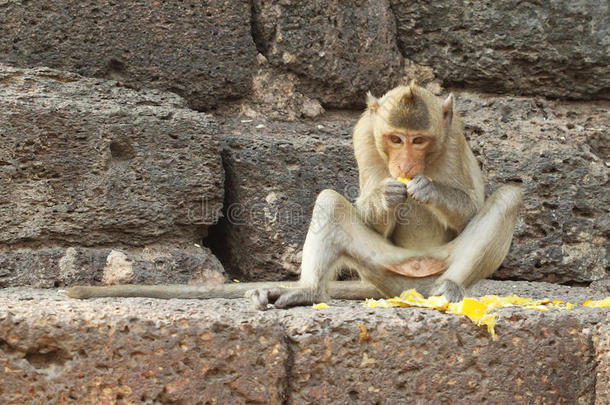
[0,280,607,404]
[0,65,226,285]
[457,92,609,283]
[221,65,328,122]
[391,0,610,100]
[0,246,226,288]
[282,302,603,404]
[0,0,257,110]
[0,65,224,246]
[594,324,610,405]
[469,279,608,302]
[252,0,405,108]
[212,114,359,280]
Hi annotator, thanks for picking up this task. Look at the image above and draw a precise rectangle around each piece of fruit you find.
[364,290,610,339]
[582,297,610,308]
[396,176,411,185]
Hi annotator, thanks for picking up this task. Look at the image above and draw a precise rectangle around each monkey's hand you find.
[245,287,321,310]
[406,174,438,205]
[381,178,408,209]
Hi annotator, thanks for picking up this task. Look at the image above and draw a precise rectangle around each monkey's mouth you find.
[392,164,423,180]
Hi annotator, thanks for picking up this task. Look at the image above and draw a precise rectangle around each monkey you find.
[66,81,522,310]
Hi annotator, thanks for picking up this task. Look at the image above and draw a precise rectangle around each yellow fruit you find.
[582,297,610,308]
[364,290,610,339]
[396,176,411,185]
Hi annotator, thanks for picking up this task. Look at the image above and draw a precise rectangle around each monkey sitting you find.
[67,81,522,310]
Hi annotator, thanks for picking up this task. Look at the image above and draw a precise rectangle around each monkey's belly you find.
[384,257,447,278]
[392,204,456,250]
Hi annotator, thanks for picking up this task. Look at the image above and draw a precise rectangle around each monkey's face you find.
[370,82,449,179]
[383,131,433,179]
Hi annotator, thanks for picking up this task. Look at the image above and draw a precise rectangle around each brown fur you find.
[388,89,430,129]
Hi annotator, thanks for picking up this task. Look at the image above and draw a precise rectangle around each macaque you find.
[67,81,522,310]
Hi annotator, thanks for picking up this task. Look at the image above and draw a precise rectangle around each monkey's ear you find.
[442,93,454,128]
[366,91,379,113]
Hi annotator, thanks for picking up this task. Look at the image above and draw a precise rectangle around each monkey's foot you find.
[384,257,447,278]
[245,287,320,310]
[431,279,464,302]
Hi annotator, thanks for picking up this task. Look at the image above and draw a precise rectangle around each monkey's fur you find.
[67,82,522,310]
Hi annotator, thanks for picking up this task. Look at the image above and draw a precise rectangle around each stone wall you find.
[0,1,607,287]
[1,0,607,110]
[0,0,257,110]
[0,66,226,287]
[391,0,610,100]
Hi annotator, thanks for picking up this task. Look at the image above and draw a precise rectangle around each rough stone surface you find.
[222,63,328,122]
[2,0,607,109]
[0,280,607,404]
[252,0,405,108]
[0,65,224,245]
[211,115,359,280]
[0,290,287,404]
[0,246,225,289]
[458,93,609,283]
[0,0,257,110]
[391,0,610,100]
[0,65,226,285]
[282,303,602,405]
[594,324,610,405]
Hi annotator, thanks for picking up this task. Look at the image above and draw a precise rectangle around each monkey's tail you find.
[64,281,384,300]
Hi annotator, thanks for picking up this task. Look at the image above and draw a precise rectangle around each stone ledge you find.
[0,280,608,404]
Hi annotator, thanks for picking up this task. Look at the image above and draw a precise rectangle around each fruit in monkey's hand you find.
[396,176,411,185]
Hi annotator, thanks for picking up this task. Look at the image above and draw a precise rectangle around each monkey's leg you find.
[431,185,523,301]
[248,189,447,309]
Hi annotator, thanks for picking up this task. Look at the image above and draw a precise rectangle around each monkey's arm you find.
[430,182,479,231]
[65,281,384,301]
[355,183,399,237]
[407,175,478,232]
[353,114,401,237]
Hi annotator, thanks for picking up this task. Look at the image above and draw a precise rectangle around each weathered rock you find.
[0,0,257,110]
[457,93,609,283]
[0,280,607,404]
[594,324,610,404]
[0,290,287,404]
[282,300,604,404]
[0,65,226,285]
[0,65,223,245]
[252,0,405,108]
[592,278,610,295]
[239,64,326,121]
[212,114,359,280]
[215,58,328,122]
[0,246,225,288]
[391,0,610,100]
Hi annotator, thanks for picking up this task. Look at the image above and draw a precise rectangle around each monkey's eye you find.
[412,137,426,145]
[390,135,403,144]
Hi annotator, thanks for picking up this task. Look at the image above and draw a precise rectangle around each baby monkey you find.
[67,81,522,309]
